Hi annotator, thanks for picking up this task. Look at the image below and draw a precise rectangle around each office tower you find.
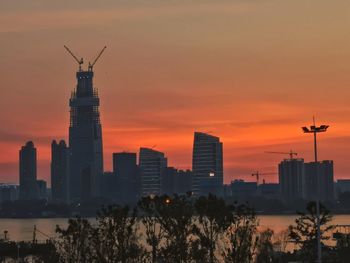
[51,140,70,203]
[278,158,304,203]
[192,132,223,196]
[68,69,104,202]
[100,171,120,201]
[36,180,47,200]
[161,167,177,195]
[19,141,38,200]
[162,168,193,195]
[257,183,280,199]
[231,180,257,201]
[113,152,139,203]
[0,184,19,202]
[304,161,334,202]
[139,148,167,197]
[337,179,350,194]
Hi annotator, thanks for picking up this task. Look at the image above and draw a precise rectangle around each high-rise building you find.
[0,184,19,202]
[161,168,193,195]
[139,148,167,196]
[113,152,139,203]
[278,158,304,203]
[231,180,257,201]
[19,141,38,200]
[36,180,47,200]
[51,140,70,203]
[68,69,104,202]
[192,132,223,196]
[336,179,350,195]
[303,161,334,202]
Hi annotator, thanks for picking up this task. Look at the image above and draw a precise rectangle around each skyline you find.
[1,0,350,184]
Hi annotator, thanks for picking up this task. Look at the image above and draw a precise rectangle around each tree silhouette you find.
[222,203,258,263]
[138,196,165,263]
[92,205,145,263]
[56,217,94,263]
[193,194,232,263]
[288,201,334,262]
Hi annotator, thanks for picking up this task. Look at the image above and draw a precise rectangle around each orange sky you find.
[1,0,350,185]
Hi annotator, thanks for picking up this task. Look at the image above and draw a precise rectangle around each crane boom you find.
[265,150,298,159]
[251,171,277,185]
[64,45,84,71]
[89,46,107,71]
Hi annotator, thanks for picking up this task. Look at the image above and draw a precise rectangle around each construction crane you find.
[251,171,277,185]
[88,46,107,71]
[265,150,298,159]
[64,45,84,71]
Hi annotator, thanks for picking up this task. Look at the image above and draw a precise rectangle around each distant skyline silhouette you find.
[1,0,350,184]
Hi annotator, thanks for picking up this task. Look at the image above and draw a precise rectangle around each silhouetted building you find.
[231,180,257,200]
[19,141,38,200]
[69,69,104,202]
[258,183,280,199]
[51,140,69,203]
[0,184,19,202]
[139,148,167,196]
[278,158,304,203]
[100,171,120,201]
[113,152,140,203]
[337,179,350,195]
[304,161,334,202]
[192,132,223,196]
[36,180,47,200]
[161,168,193,195]
[175,169,193,195]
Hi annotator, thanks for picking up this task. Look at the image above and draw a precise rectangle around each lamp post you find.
[302,119,329,263]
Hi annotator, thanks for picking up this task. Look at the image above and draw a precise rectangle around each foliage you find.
[288,201,334,262]
[92,205,145,263]
[56,217,94,263]
[222,203,259,263]
[192,194,232,263]
[156,194,196,263]
[138,196,165,263]
[255,229,274,263]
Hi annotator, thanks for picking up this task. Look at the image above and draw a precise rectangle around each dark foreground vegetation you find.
[1,194,350,262]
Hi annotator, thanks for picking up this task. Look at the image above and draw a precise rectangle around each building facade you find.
[19,141,38,200]
[68,70,104,202]
[303,161,334,202]
[51,140,70,203]
[192,132,223,196]
[139,148,167,196]
[113,152,139,203]
[278,158,304,203]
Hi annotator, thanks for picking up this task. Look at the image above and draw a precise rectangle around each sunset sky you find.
[1,0,350,185]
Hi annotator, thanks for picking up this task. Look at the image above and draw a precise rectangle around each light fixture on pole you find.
[302,118,329,263]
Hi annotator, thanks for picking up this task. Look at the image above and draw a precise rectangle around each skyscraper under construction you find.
[65,46,106,202]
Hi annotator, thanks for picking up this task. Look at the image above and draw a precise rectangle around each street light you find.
[302,118,329,263]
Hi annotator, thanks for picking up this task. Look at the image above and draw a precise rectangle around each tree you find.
[222,203,259,263]
[255,229,274,263]
[288,201,334,262]
[92,205,145,263]
[193,194,232,263]
[138,196,165,263]
[156,194,196,263]
[56,217,94,263]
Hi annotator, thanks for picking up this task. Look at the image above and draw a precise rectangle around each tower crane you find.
[265,150,298,159]
[88,46,107,71]
[64,45,84,71]
[251,171,277,185]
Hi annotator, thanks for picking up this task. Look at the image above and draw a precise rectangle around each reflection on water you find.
[0,215,349,242]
